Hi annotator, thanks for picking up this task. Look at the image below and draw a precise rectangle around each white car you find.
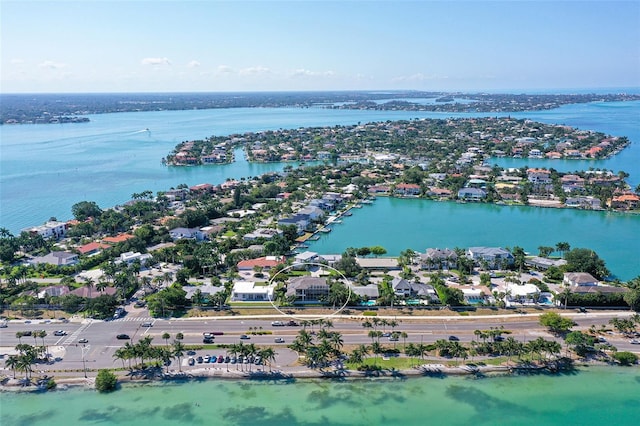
[630,339,640,345]
[271,321,284,326]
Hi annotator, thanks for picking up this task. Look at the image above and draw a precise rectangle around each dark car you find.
[448,335,459,341]
[217,355,224,363]
[196,356,203,363]
[116,334,130,340]
[188,358,195,366]
[240,334,250,340]
[203,337,214,344]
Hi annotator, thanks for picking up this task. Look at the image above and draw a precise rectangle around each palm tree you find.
[82,276,95,300]
[113,347,129,370]
[15,331,24,344]
[260,347,277,372]
[162,332,171,346]
[400,331,408,349]
[5,355,20,379]
[172,340,185,372]
[329,332,344,356]
[176,332,184,341]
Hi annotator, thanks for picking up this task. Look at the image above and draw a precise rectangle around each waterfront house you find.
[294,251,319,265]
[524,256,567,270]
[527,168,552,185]
[394,183,421,197]
[367,185,391,195]
[22,220,68,240]
[565,196,601,210]
[608,193,640,210]
[563,272,598,288]
[349,283,379,301]
[298,206,325,221]
[457,187,487,201]
[467,247,514,269]
[285,276,329,303]
[231,281,274,302]
[278,214,311,234]
[420,248,458,270]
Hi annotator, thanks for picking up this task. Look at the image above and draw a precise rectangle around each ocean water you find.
[1,101,639,234]
[307,197,640,281]
[1,367,639,426]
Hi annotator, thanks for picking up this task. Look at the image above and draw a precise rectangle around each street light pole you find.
[82,344,88,378]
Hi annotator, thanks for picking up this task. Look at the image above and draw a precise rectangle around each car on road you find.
[53,330,67,336]
[388,336,399,342]
[78,338,88,344]
[494,336,505,342]
[116,334,130,340]
[286,320,299,326]
[274,337,285,343]
[271,321,284,326]
[448,335,460,341]
[203,337,214,344]
[629,339,640,344]
[141,322,153,327]
[134,301,146,308]
[381,332,391,337]
[240,334,250,340]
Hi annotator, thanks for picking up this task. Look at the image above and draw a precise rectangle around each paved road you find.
[1,310,638,375]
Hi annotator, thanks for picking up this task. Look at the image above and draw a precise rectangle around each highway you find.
[1,309,638,374]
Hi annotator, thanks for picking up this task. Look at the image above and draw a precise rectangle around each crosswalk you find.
[110,317,155,323]
[62,320,93,345]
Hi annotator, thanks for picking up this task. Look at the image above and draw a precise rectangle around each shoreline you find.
[2,359,633,394]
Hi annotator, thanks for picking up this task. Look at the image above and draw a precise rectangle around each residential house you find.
[243,228,282,241]
[169,227,205,241]
[30,251,79,266]
[457,187,487,201]
[102,233,135,245]
[294,251,319,265]
[183,284,226,301]
[70,285,117,299]
[608,193,640,210]
[118,251,152,265]
[527,168,552,185]
[230,281,274,302]
[37,285,70,299]
[420,248,458,270]
[22,221,68,239]
[298,206,325,221]
[394,183,421,197]
[524,256,567,270]
[391,277,436,299]
[467,247,514,269]
[565,196,601,210]
[349,283,379,301]
[77,241,110,256]
[563,272,598,287]
[285,276,329,303]
[237,256,286,271]
[278,214,311,234]
[560,174,585,193]
[355,257,400,270]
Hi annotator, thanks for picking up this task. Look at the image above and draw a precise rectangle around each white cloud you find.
[38,60,67,69]
[141,57,171,66]
[187,60,201,68]
[11,58,25,65]
[290,69,336,78]
[239,66,271,76]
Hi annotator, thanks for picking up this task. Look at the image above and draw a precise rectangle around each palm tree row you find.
[289,325,344,369]
[4,343,45,380]
[112,336,186,372]
[225,342,277,372]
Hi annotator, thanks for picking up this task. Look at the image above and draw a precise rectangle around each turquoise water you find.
[1,101,639,233]
[2,367,639,426]
[308,197,640,280]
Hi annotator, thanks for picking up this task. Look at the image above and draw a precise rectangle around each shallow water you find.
[2,367,639,426]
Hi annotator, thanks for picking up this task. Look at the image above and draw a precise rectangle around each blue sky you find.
[1,0,639,93]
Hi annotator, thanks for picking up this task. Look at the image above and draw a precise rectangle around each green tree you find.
[71,201,103,221]
[612,351,638,366]
[564,248,609,279]
[95,369,118,393]
[539,312,574,334]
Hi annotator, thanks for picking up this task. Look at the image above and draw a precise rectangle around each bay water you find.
[1,366,639,426]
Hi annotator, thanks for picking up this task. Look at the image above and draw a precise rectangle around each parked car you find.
[53,330,67,336]
[196,356,203,363]
[274,337,285,343]
[188,358,195,366]
[203,355,211,363]
[217,355,224,363]
[116,334,130,340]
[187,350,196,356]
[224,356,230,363]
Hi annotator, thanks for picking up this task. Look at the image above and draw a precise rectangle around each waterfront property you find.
[285,276,329,303]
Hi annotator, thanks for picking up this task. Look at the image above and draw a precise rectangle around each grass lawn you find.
[346,356,422,370]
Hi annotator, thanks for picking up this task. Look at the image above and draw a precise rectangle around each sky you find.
[1,0,639,93]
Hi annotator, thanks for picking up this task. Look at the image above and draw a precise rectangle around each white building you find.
[230,281,274,302]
